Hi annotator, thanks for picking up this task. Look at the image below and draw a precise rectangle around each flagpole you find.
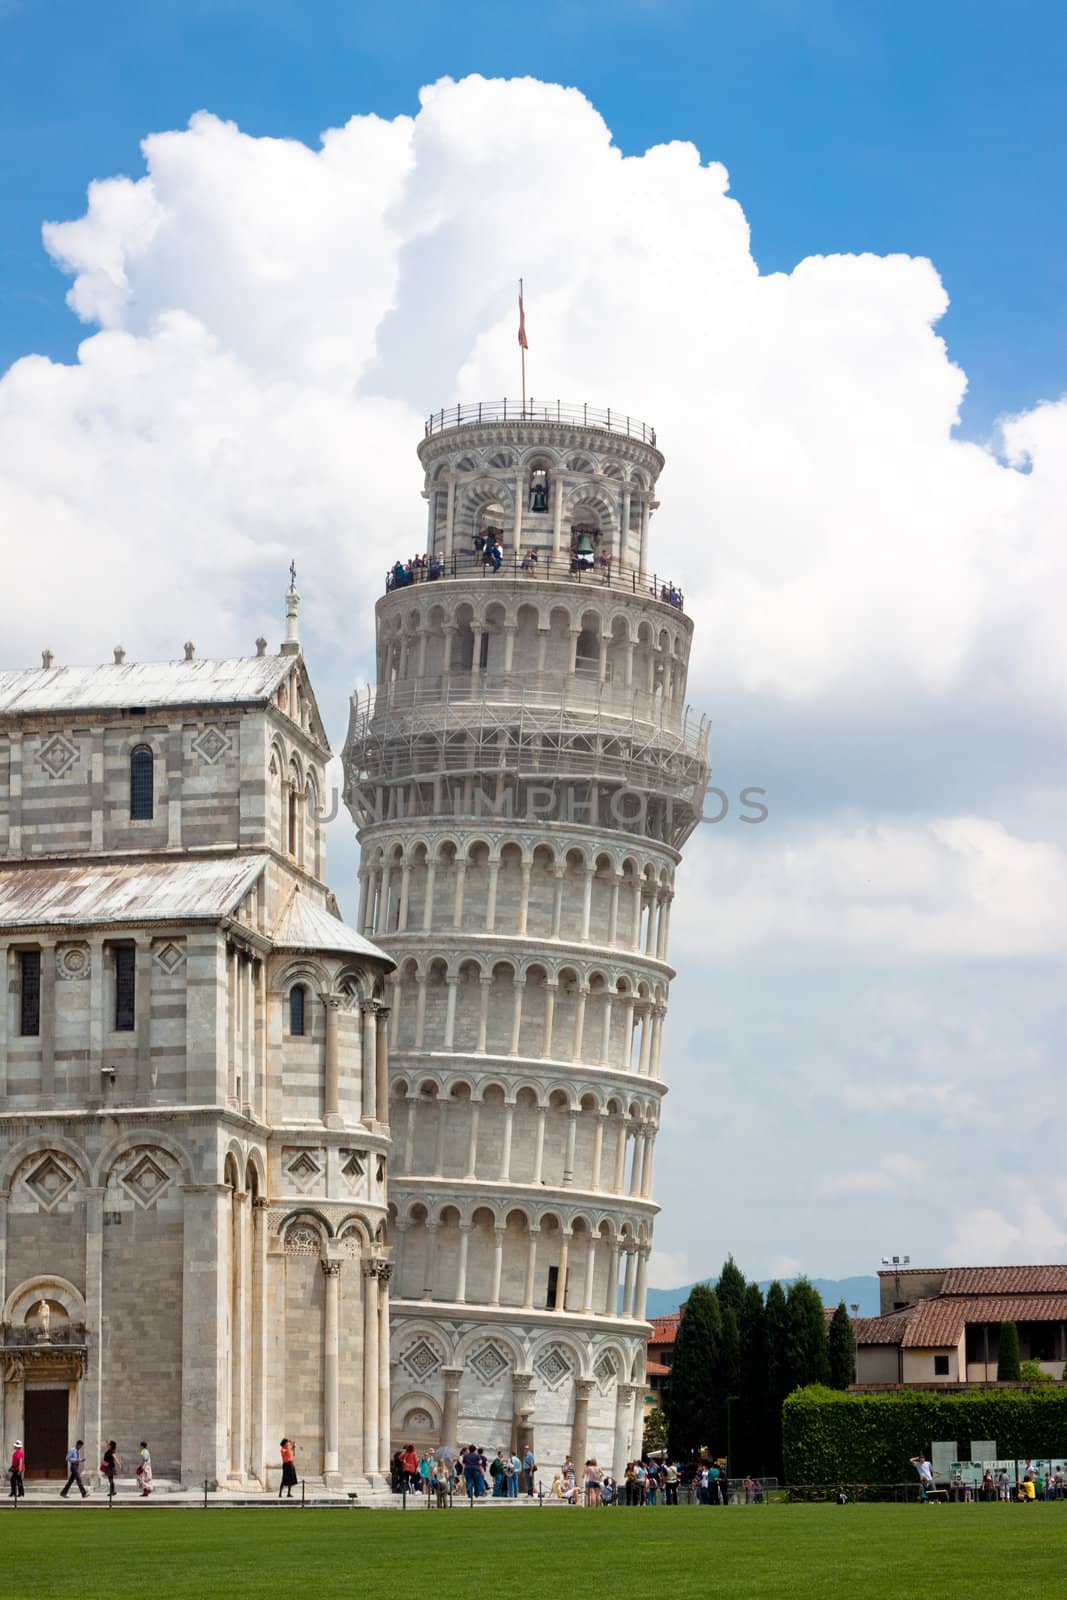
[519,277,526,414]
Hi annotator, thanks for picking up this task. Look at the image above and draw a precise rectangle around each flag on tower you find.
[518,281,529,350]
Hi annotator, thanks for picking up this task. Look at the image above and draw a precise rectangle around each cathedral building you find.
[0,588,395,1489]
[344,400,708,1474]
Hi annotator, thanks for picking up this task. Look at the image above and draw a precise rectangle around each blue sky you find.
[2,0,1065,437]
[1,5,1065,1284]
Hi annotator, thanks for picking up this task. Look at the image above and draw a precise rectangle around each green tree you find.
[786,1278,830,1391]
[643,1407,669,1452]
[828,1301,857,1390]
[763,1279,790,1476]
[716,1256,747,1318]
[665,1283,721,1459]
[1019,1359,1055,1384]
[737,1280,767,1473]
[998,1321,1022,1381]
[714,1304,742,1460]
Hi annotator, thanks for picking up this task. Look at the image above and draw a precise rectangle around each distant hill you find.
[645,1275,880,1319]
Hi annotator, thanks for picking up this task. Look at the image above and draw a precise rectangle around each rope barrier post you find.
[301,1477,306,1508]
[203,1477,208,1510]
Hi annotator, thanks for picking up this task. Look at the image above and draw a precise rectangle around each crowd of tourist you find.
[388,1444,746,1507]
[383,546,685,608]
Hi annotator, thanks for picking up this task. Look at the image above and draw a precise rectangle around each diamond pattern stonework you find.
[37,734,79,779]
[191,726,232,764]
[25,1155,75,1212]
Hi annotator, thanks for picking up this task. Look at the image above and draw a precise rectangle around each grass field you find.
[4,1503,1064,1599]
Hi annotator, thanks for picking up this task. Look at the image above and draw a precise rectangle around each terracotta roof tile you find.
[645,1360,671,1377]
[853,1312,917,1346]
[940,1266,1067,1296]
[902,1294,1067,1348]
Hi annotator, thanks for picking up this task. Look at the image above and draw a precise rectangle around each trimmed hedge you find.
[783,1385,1067,1483]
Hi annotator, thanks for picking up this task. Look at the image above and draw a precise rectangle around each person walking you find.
[102,1441,120,1497]
[60,1439,88,1498]
[523,1444,537,1497]
[9,1440,25,1499]
[279,1438,298,1499]
[584,1459,604,1508]
[505,1451,521,1498]
[910,1454,935,1501]
[136,1442,153,1497]
[432,1457,450,1509]
[664,1460,679,1506]
[461,1444,481,1500]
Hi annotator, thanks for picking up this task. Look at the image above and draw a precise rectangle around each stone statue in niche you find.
[35,1299,51,1341]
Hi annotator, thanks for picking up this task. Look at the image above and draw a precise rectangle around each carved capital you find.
[321,1259,342,1278]
[574,1378,596,1398]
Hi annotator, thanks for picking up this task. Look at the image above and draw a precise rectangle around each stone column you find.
[620,486,631,567]
[513,468,525,556]
[433,1097,449,1176]
[444,976,459,1048]
[600,993,614,1065]
[613,1383,640,1479]
[556,1226,571,1309]
[644,893,658,956]
[230,1190,249,1478]
[414,974,428,1048]
[502,625,517,675]
[251,1197,269,1484]
[444,473,456,563]
[362,1259,380,1475]
[651,1007,666,1078]
[522,1226,540,1309]
[517,861,532,934]
[571,1378,595,1476]
[630,885,643,950]
[323,995,341,1124]
[422,861,437,930]
[485,862,500,933]
[455,1224,470,1304]
[476,975,491,1053]
[403,1095,417,1174]
[581,1233,597,1313]
[180,1183,229,1487]
[532,1105,547,1184]
[638,1010,652,1075]
[490,1227,506,1306]
[550,869,564,937]
[375,1004,390,1123]
[377,1265,392,1472]
[639,495,650,574]
[83,1186,105,1476]
[656,892,672,960]
[421,1223,437,1300]
[606,1239,621,1316]
[322,1259,342,1483]
[379,865,393,933]
[580,867,595,940]
[499,1102,515,1182]
[541,981,557,1058]
[39,939,56,1102]
[452,860,467,928]
[508,977,524,1056]
[621,1246,637,1318]
[571,988,586,1062]
[591,1113,606,1190]
[464,1100,481,1180]
[136,936,152,1100]
[613,1120,629,1193]
[361,1003,377,1124]
[635,1246,650,1322]
[397,864,411,931]
[629,1125,646,1197]
[562,1109,578,1186]
[511,1373,536,1457]
[551,476,564,557]
[607,874,621,944]
[441,1366,463,1448]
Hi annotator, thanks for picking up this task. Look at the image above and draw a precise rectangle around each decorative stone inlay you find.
[37,733,79,779]
[284,1225,321,1255]
[404,1408,434,1431]
[340,1150,365,1182]
[468,1339,511,1386]
[399,1337,442,1382]
[120,1151,173,1210]
[153,940,186,974]
[25,1154,75,1212]
[285,1150,322,1192]
[191,725,232,764]
[56,944,91,981]
[594,1349,619,1386]
[535,1344,576,1389]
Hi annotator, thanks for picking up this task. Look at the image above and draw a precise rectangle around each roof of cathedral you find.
[0,854,267,927]
[0,655,293,715]
[271,885,393,966]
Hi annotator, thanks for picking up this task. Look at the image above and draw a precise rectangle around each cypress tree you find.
[997,1320,1022,1381]
[716,1256,747,1318]
[828,1301,857,1390]
[666,1284,721,1459]
[737,1280,766,1473]
[714,1303,742,1461]
[786,1278,830,1390]
[763,1280,790,1477]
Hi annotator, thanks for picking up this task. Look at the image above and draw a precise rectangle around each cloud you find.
[1,74,1063,1280]
[819,1151,922,1197]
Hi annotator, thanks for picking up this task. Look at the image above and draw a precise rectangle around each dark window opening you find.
[114,945,136,1031]
[479,633,489,669]
[288,789,298,854]
[289,985,306,1036]
[933,1354,950,1376]
[19,950,41,1037]
[529,468,549,513]
[130,746,154,820]
[546,1265,568,1310]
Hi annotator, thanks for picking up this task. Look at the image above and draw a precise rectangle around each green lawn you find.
[4,1503,1065,1598]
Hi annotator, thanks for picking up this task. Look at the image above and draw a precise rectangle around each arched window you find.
[130,746,154,820]
[288,788,298,855]
[289,984,307,1037]
[529,467,549,513]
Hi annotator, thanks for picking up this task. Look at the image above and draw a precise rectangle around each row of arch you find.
[359,840,675,962]
[268,737,323,874]
[389,1080,659,1198]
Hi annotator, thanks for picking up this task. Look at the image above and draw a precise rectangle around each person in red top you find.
[9,1440,25,1498]
[279,1438,298,1499]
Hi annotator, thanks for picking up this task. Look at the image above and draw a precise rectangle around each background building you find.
[344,398,709,1473]
[854,1264,1067,1386]
[0,592,394,1488]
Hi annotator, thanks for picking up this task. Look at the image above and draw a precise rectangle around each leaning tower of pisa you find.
[343,399,709,1477]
